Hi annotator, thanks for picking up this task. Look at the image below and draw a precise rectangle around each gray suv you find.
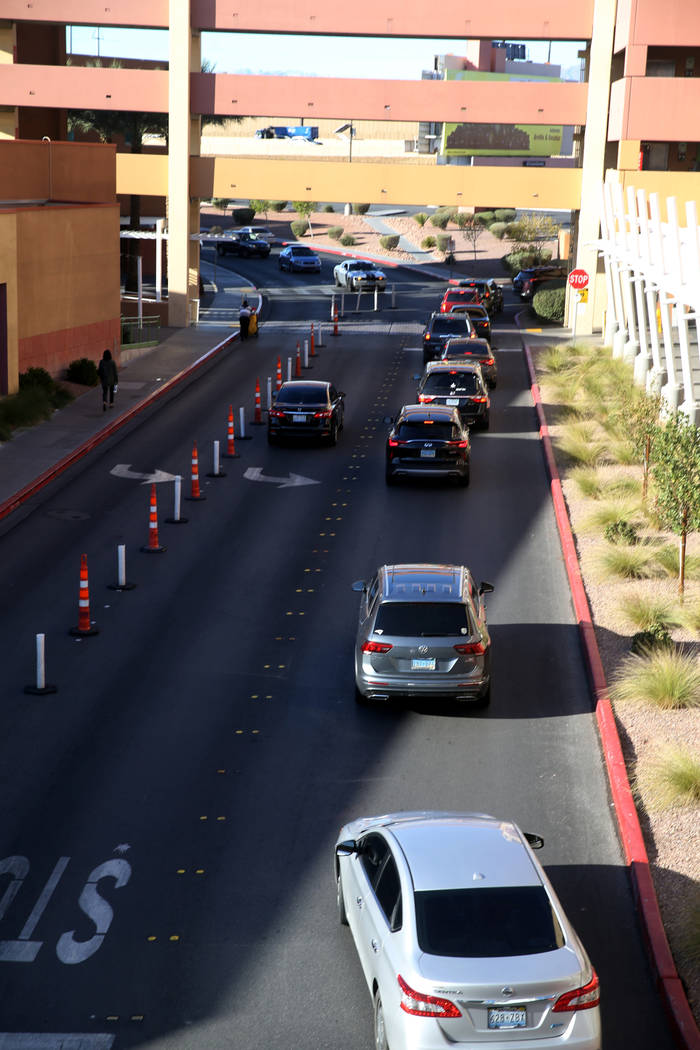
[352,564,493,705]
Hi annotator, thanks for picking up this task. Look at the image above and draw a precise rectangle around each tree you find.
[250,199,272,220]
[650,411,700,597]
[292,201,317,236]
[459,215,486,261]
[620,386,663,502]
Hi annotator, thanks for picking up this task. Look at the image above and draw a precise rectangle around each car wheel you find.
[327,419,338,446]
[374,991,390,1050]
[385,465,396,486]
[336,873,348,926]
[355,684,370,705]
[480,412,490,431]
[458,468,470,488]
[334,274,340,286]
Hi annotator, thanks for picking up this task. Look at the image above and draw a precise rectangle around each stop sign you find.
[568,268,589,290]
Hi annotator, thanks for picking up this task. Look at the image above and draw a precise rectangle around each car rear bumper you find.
[356,673,487,701]
[269,423,331,440]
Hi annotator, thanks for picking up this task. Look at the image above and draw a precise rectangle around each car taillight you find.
[448,439,469,448]
[552,971,600,1012]
[480,358,495,366]
[471,396,488,403]
[398,975,461,1018]
[314,410,332,419]
[418,395,435,403]
[362,640,393,654]
[269,408,285,418]
[454,641,485,655]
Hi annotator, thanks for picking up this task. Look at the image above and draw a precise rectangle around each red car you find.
[439,287,482,313]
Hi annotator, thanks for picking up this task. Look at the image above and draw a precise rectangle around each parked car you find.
[422,313,474,364]
[278,244,322,273]
[335,811,601,1050]
[513,264,566,294]
[334,259,387,291]
[521,272,567,301]
[351,564,493,703]
[417,360,490,429]
[446,302,491,341]
[454,277,503,314]
[441,336,498,388]
[439,287,482,313]
[267,380,344,445]
[236,224,275,241]
[385,405,470,487]
[216,232,270,258]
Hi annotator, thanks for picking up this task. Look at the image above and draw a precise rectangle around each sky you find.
[66,26,583,81]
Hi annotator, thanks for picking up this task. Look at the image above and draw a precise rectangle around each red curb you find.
[0,330,239,523]
[523,342,700,1050]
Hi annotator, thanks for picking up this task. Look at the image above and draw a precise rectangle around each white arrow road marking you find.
[110,465,177,484]
[244,467,320,489]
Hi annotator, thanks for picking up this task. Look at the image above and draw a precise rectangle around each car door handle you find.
[355,896,363,909]
[371,939,381,954]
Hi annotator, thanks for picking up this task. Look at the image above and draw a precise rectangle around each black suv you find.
[217,233,271,258]
[386,404,470,486]
[422,312,473,364]
[268,380,345,446]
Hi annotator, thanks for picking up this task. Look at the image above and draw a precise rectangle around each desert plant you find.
[211,198,230,213]
[539,344,572,374]
[595,544,655,580]
[340,233,356,246]
[65,358,99,386]
[571,466,605,499]
[489,221,507,239]
[292,201,317,235]
[429,208,454,229]
[249,199,271,219]
[620,592,682,633]
[0,373,73,441]
[582,499,644,531]
[290,220,308,238]
[493,208,516,223]
[610,646,700,709]
[436,233,452,252]
[379,234,400,250]
[639,745,700,808]
[607,439,639,466]
[232,206,255,225]
[555,424,605,467]
[604,519,639,545]
[413,212,428,226]
[630,624,674,654]
[475,211,495,226]
[679,601,700,635]
[270,201,288,212]
[459,215,486,260]
[421,236,437,249]
[322,204,335,212]
[19,367,55,392]
[352,203,370,214]
[650,411,700,597]
[620,385,663,500]
[654,544,700,581]
[327,226,343,240]
[533,284,566,323]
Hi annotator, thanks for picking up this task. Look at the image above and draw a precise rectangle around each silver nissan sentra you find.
[353,564,493,705]
[335,811,601,1050]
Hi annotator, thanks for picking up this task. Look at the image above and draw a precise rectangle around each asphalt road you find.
[0,255,675,1049]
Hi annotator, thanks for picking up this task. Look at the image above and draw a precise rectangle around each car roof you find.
[397,404,460,422]
[378,564,468,603]
[443,337,491,351]
[279,379,329,390]
[386,814,542,891]
[424,360,482,374]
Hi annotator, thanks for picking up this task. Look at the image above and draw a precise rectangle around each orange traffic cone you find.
[141,483,167,552]
[295,342,302,377]
[70,553,99,635]
[310,323,316,357]
[253,377,263,424]
[224,405,239,458]
[276,356,282,392]
[186,442,206,501]
[332,305,339,336]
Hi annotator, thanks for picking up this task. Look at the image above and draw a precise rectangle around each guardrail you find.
[121,314,160,349]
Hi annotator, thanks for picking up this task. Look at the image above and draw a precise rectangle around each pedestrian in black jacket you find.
[98,349,118,411]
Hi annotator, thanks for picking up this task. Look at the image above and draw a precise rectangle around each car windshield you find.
[430,317,471,335]
[414,886,564,958]
[276,385,326,405]
[374,601,471,637]
[423,372,480,395]
[444,350,490,362]
[291,247,315,256]
[396,421,458,441]
[349,262,376,271]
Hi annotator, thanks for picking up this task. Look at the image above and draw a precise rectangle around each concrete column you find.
[167,0,192,328]
[573,0,616,336]
[0,22,18,139]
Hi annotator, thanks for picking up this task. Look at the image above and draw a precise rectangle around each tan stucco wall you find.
[0,210,19,394]
[0,140,116,202]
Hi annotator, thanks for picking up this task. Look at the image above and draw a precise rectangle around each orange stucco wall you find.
[632,0,700,46]
[0,139,116,202]
[0,211,20,393]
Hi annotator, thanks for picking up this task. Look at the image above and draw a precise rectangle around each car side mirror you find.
[338,391,346,399]
[524,832,544,850]
[479,581,494,595]
[352,580,367,593]
[336,839,358,856]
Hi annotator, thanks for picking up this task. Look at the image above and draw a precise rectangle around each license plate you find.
[292,414,307,423]
[488,1007,526,1030]
[420,449,436,459]
[446,398,460,406]
[411,658,436,670]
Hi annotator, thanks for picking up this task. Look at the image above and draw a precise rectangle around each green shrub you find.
[429,209,453,229]
[436,233,452,252]
[232,207,255,225]
[322,204,335,213]
[0,375,73,441]
[604,520,640,545]
[421,236,437,249]
[620,593,681,633]
[630,625,674,654]
[504,221,525,239]
[66,358,99,386]
[352,203,370,214]
[641,745,700,808]
[489,222,507,239]
[533,283,566,323]
[595,544,655,580]
[494,209,516,223]
[340,233,356,246]
[654,544,700,580]
[270,201,288,212]
[19,367,54,392]
[475,211,495,226]
[379,235,400,250]
[327,226,343,240]
[413,212,428,227]
[610,646,700,709]
[290,220,308,238]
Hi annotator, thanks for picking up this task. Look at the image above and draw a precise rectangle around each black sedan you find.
[268,380,345,446]
[216,232,271,258]
[417,361,490,430]
[446,302,492,341]
[422,312,474,364]
[385,404,470,486]
[441,336,498,388]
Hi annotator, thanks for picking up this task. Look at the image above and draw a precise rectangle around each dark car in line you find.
[216,232,271,258]
[417,361,490,430]
[422,312,474,364]
[268,380,345,445]
[513,263,567,294]
[454,277,503,314]
[446,302,492,342]
[278,244,322,273]
[441,336,498,388]
[385,405,470,486]
[439,287,482,313]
